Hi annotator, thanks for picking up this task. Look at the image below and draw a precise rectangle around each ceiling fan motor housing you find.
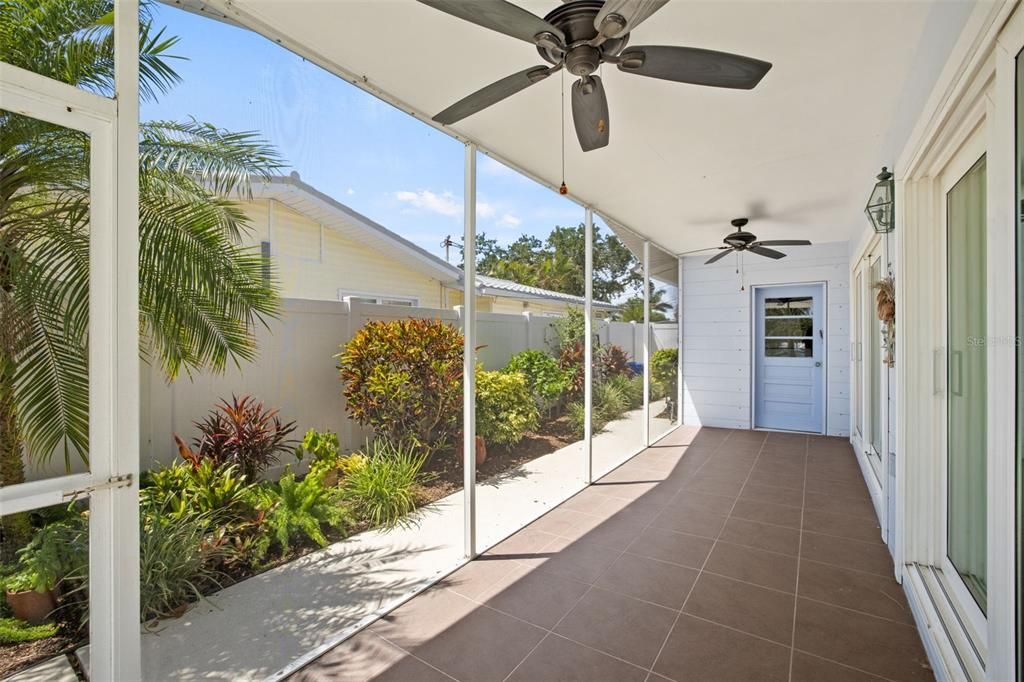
[724,231,757,249]
[537,0,629,70]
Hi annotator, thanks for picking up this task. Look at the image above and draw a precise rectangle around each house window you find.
[338,290,418,307]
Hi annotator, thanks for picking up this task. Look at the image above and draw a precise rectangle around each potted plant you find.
[2,568,56,625]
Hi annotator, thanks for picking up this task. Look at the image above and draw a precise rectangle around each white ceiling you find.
[207,0,975,254]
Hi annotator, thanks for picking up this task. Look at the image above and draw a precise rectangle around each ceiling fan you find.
[682,218,812,264]
[417,0,772,151]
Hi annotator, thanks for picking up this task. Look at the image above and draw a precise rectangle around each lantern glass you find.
[865,168,895,233]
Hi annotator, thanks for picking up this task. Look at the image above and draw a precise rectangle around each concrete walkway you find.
[75,404,670,681]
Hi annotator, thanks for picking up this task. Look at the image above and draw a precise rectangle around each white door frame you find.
[849,231,891,534]
[0,3,141,677]
[896,2,1021,678]
[749,281,827,435]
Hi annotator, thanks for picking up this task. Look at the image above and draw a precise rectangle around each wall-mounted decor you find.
[873,275,895,366]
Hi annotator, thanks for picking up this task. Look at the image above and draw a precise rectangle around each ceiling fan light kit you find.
[418,0,772,152]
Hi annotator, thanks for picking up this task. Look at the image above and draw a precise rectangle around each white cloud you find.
[498,213,521,228]
[346,187,355,196]
[394,188,522,230]
[394,189,461,217]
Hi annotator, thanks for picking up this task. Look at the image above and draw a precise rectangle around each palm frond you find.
[141,120,284,198]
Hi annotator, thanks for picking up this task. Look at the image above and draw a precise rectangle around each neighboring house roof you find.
[250,173,619,311]
[251,172,461,284]
[472,274,620,311]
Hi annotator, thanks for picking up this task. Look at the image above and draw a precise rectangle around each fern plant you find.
[250,468,349,557]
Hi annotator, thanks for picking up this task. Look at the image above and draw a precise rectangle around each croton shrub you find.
[475,368,539,447]
[338,318,463,456]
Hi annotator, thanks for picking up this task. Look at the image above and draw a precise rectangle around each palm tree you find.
[615,285,673,323]
[0,0,282,499]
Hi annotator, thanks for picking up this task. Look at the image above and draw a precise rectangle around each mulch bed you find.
[417,414,579,506]
[0,635,77,679]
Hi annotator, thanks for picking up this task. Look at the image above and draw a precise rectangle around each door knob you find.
[815,361,822,367]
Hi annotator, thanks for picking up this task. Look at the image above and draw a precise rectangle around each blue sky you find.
[143,4,587,260]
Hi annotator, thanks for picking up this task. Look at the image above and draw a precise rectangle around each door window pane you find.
[765,318,813,337]
[765,339,813,357]
[947,155,987,613]
[869,256,883,461]
[764,297,812,316]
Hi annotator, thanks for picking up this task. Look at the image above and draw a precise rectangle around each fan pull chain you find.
[559,69,568,195]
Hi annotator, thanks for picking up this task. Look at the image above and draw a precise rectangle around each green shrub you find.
[566,402,590,439]
[651,348,679,400]
[142,460,256,523]
[550,306,586,352]
[594,380,629,422]
[294,429,340,464]
[338,318,463,456]
[180,395,297,481]
[12,515,89,593]
[0,617,57,645]
[342,440,427,529]
[249,468,349,557]
[475,368,539,447]
[603,373,644,410]
[503,350,568,411]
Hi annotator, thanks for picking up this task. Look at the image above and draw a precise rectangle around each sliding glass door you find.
[947,154,988,615]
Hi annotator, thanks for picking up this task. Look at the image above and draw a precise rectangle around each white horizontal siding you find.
[681,240,851,436]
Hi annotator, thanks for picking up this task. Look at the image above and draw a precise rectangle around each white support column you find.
[583,209,594,483]
[462,144,477,559]
[677,256,683,427]
[90,1,141,679]
[642,241,651,446]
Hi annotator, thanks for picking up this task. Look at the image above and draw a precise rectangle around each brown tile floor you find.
[292,427,935,682]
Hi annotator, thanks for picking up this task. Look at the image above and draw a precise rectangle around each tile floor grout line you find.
[791,647,900,682]
[786,435,810,682]
[501,431,743,682]
[643,430,774,682]
[367,630,463,682]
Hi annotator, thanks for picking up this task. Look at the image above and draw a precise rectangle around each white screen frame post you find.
[462,142,476,559]
[584,208,594,484]
[642,241,651,446]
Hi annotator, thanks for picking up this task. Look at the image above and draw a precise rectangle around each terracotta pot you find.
[5,589,56,625]
[457,436,487,466]
[475,436,487,467]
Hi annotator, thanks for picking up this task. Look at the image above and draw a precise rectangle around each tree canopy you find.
[463,224,642,302]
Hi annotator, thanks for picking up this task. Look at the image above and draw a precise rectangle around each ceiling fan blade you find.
[571,76,610,152]
[748,246,786,259]
[434,66,554,125]
[594,0,670,39]
[679,246,726,256]
[617,46,772,89]
[418,0,565,47]
[705,249,733,265]
[753,239,812,247]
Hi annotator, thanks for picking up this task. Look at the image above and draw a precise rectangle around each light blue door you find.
[753,284,826,433]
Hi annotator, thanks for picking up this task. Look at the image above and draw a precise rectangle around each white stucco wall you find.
[680,240,851,436]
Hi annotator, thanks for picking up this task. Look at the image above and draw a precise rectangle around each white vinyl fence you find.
[132,299,674,476]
